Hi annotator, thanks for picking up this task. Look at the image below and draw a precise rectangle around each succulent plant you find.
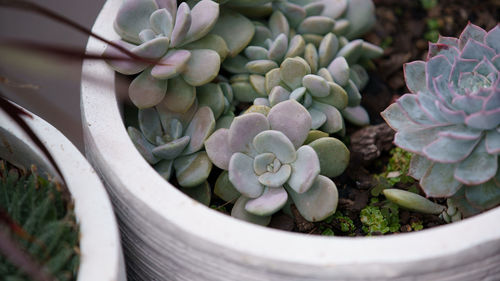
[128,100,215,190]
[381,23,500,216]
[205,100,339,224]
[103,0,223,109]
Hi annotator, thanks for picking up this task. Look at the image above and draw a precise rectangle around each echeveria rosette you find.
[205,100,339,225]
[381,23,500,215]
[103,0,223,109]
[128,100,215,196]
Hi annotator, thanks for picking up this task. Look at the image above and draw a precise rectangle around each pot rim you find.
[81,0,500,276]
[0,104,126,281]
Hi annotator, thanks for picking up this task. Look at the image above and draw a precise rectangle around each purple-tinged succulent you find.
[205,100,339,225]
[103,0,223,109]
[381,23,500,215]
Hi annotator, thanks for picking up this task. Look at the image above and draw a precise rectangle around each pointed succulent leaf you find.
[138,107,163,144]
[304,2,324,17]
[268,100,312,148]
[197,83,225,119]
[129,67,167,109]
[465,108,500,130]
[249,75,267,96]
[181,49,220,86]
[151,49,191,79]
[154,159,174,180]
[174,151,212,187]
[458,23,488,50]
[381,103,417,132]
[394,127,444,154]
[327,57,349,86]
[297,16,335,35]
[287,175,338,222]
[268,33,289,62]
[454,141,498,185]
[132,36,170,59]
[286,35,306,58]
[486,130,500,154]
[181,0,219,45]
[289,87,307,101]
[318,33,339,68]
[350,64,369,90]
[465,180,500,210]
[104,40,148,75]
[308,137,349,178]
[485,25,500,53]
[423,136,480,163]
[265,68,282,94]
[254,130,297,164]
[170,2,191,47]
[152,136,190,159]
[150,8,174,37]
[231,196,271,226]
[215,171,240,202]
[182,34,230,61]
[245,186,288,216]
[258,165,292,188]
[408,154,432,180]
[311,102,343,134]
[345,80,361,107]
[156,97,198,130]
[360,41,384,59]
[229,153,264,198]
[336,39,363,64]
[333,19,350,35]
[205,128,232,170]
[128,126,160,164]
[383,189,445,215]
[287,146,320,193]
[183,107,215,155]
[421,162,462,197]
[269,11,290,38]
[280,57,311,89]
[246,60,279,74]
[304,43,319,74]
[179,181,211,206]
[161,76,196,113]
[404,61,426,94]
[114,0,159,44]
[302,74,330,97]
[211,9,255,57]
[229,113,270,155]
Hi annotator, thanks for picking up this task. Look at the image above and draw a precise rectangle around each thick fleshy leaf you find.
[381,103,418,132]
[182,34,230,61]
[287,175,338,222]
[336,39,363,64]
[318,0,347,19]
[265,68,281,94]
[151,49,191,79]
[138,107,163,144]
[345,80,361,107]
[312,82,348,110]
[155,0,177,20]
[229,153,264,198]
[394,126,445,154]
[426,55,452,91]
[304,43,319,74]
[222,54,249,74]
[408,154,432,180]
[287,146,320,193]
[104,40,148,75]
[304,2,325,17]
[273,1,305,28]
[269,86,291,106]
[258,165,292,188]
[343,0,375,39]
[460,39,495,61]
[297,16,335,35]
[216,114,234,130]
[286,35,306,58]
[465,108,500,130]
[308,137,349,178]
[246,60,279,74]
[114,0,158,44]
[342,105,369,126]
[211,9,255,57]
[251,24,273,46]
[254,153,276,175]
[182,0,219,45]
[232,82,261,102]
[249,75,267,96]
[179,181,211,206]
[485,25,500,53]
[302,74,330,97]
[308,107,327,129]
[229,113,270,155]
[204,128,232,170]
[420,162,462,197]
[269,11,290,38]
[289,87,307,102]
[181,49,220,86]
[486,130,500,154]
[197,83,225,119]
[156,97,198,130]
[318,33,338,69]
[383,189,445,214]
[150,8,173,37]
[152,135,190,159]
[311,102,343,134]
[154,159,173,180]
[268,100,312,148]
[254,130,296,163]
[245,46,269,60]
[454,141,498,185]
[465,180,500,210]
[280,57,311,89]
[268,33,289,62]
[360,41,383,59]
[128,126,160,164]
[327,57,349,86]
[423,136,480,163]
[170,2,191,47]
[161,76,195,113]
[404,61,426,94]
[231,196,271,226]
[458,23,487,50]
[397,94,435,125]
[183,106,215,155]
[129,68,167,108]
[350,64,369,90]
[174,151,212,187]
[304,130,329,145]
[245,187,288,216]
[214,171,240,202]
[133,36,169,59]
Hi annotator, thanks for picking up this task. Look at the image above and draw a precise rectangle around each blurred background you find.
[0,0,106,151]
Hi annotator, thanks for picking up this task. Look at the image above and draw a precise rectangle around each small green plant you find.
[371,147,415,196]
[424,19,441,43]
[360,198,400,235]
[0,161,79,281]
[420,0,438,10]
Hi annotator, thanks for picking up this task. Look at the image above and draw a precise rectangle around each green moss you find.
[360,198,400,235]
[320,228,335,236]
[420,0,438,10]
[411,220,424,231]
[0,161,79,281]
[372,148,415,196]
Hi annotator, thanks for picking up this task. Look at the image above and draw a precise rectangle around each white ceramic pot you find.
[0,103,126,281]
[81,1,500,280]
